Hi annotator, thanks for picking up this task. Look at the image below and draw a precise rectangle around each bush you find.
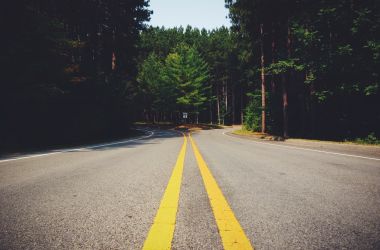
[354,133,380,145]
[243,91,262,132]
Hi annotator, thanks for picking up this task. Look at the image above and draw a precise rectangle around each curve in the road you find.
[0,129,155,163]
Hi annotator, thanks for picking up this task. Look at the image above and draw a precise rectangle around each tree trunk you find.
[240,87,244,125]
[271,23,276,92]
[260,23,266,133]
[282,19,292,138]
[209,100,213,124]
[282,75,289,138]
[232,85,235,124]
[217,85,221,125]
[225,81,228,125]
[310,81,316,137]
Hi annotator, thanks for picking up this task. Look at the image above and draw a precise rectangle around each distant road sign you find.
[183,112,188,119]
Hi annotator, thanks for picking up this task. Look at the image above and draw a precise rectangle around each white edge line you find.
[0,129,155,163]
[222,131,380,161]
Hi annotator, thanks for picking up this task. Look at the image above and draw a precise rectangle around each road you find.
[0,127,379,249]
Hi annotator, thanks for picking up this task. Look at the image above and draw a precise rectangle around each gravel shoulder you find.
[228,131,380,159]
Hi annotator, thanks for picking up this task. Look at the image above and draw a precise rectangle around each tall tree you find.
[164,44,210,123]
[1,0,152,149]
[226,0,379,140]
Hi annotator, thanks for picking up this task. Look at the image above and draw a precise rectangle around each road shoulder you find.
[225,131,380,160]
[0,128,154,163]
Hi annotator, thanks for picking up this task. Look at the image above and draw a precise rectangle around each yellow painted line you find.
[189,134,254,250]
[143,134,187,250]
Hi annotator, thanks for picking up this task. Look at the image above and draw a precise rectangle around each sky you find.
[148,0,231,30]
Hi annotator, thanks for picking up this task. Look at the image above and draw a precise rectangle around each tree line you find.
[1,0,151,150]
[1,0,379,150]
[136,26,247,125]
[226,0,380,140]
[137,0,380,141]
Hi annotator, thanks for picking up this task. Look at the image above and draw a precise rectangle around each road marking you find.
[189,134,254,250]
[223,131,380,161]
[143,134,187,250]
[0,129,154,163]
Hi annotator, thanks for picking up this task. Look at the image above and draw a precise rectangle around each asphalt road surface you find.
[1,127,379,249]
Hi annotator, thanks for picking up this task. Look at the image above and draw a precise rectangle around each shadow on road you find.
[71,129,183,152]
[0,128,184,161]
[0,123,226,160]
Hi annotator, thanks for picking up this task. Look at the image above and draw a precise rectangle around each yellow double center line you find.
[143,134,187,250]
[189,134,253,250]
[143,133,253,250]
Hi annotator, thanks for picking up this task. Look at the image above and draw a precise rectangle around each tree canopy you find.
[1,0,151,149]
[2,0,379,149]
[226,0,380,139]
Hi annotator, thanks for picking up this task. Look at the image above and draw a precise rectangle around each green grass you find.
[233,129,260,136]
[135,121,224,130]
[134,121,174,125]
[197,123,224,129]
[232,129,275,140]
[233,129,380,146]
[349,133,380,145]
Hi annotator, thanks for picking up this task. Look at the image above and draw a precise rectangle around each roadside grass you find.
[232,129,380,146]
[191,123,224,129]
[233,128,265,136]
[134,121,173,125]
[349,133,380,145]
[233,128,285,141]
[135,121,224,131]
[176,123,224,132]
[287,138,380,146]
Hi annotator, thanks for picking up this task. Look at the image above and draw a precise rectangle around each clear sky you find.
[148,0,231,30]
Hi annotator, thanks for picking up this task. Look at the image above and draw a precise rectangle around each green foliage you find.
[243,91,262,132]
[353,133,380,145]
[169,44,210,111]
[337,45,353,56]
[138,43,211,117]
[313,90,333,103]
[365,41,380,60]
[138,53,177,112]
[4,0,380,147]
[266,59,305,75]
[137,26,237,124]
[364,84,378,96]
[1,0,151,148]
[227,0,380,139]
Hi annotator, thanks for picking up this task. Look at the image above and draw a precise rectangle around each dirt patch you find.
[233,129,285,141]
[228,130,380,159]
[175,124,224,132]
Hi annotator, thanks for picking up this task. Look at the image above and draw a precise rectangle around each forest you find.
[1,0,151,150]
[226,0,380,140]
[1,0,379,151]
